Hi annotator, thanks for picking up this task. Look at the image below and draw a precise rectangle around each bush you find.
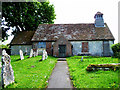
[111,43,120,58]
[0,44,10,49]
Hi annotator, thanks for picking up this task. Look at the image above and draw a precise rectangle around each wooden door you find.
[103,41,110,56]
[59,45,66,57]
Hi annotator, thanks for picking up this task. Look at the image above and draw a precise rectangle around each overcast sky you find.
[49,0,119,44]
[3,0,119,44]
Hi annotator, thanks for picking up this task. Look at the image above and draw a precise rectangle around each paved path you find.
[47,61,73,88]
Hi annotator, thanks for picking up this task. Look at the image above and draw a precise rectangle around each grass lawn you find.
[5,55,57,88]
[67,56,119,88]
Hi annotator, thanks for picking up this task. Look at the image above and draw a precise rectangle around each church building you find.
[10,12,115,57]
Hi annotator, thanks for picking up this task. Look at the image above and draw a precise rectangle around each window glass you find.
[37,42,46,48]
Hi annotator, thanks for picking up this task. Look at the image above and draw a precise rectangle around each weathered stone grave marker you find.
[33,51,35,57]
[29,49,33,58]
[2,49,7,56]
[0,61,1,68]
[42,49,48,60]
[33,49,39,57]
[36,49,38,56]
[25,48,27,55]
[45,50,48,59]
[19,50,24,60]
[81,56,83,62]
[1,54,14,88]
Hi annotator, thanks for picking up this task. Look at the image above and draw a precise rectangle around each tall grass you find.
[67,56,119,88]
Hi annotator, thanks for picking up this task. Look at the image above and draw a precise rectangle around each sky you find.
[49,0,119,43]
[3,0,119,44]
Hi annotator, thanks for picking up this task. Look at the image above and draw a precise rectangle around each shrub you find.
[0,44,10,49]
[111,43,120,58]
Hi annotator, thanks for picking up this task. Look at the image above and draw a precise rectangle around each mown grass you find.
[5,55,57,88]
[67,56,119,88]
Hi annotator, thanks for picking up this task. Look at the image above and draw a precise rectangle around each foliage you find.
[111,43,120,58]
[6,55,57,88]
[2,1,56,41]
[67,56,119,88]
[0,44,10,49]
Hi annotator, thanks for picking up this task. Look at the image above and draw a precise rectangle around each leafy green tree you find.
[0,44,10,49]
[2,1,56,41]
[111,43,120,58]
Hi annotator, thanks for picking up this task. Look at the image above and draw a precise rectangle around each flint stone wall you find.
[71,41,113,56]
[11,45,32,55]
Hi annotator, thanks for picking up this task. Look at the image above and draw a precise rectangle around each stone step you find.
[57,58,66,61]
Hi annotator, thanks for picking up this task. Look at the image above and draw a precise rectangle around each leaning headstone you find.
[42,50,45,60]
[25,48,27,56]
[36,49,38,56]
[33,51,36,57]
[81,56,83,62]
[1,54,14,88]
[45,50,48,59]
[0,61,1,68]
[19,50,24,60]
[2,49,7,56]
[42,49,48,60]
[29,49,33,58]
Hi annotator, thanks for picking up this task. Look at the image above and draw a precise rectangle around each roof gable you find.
[11,31,35,45]
[53,35,72,47]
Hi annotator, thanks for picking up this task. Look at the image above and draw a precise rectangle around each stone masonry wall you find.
[109,40,114,55]
[71,41,103,56]
[11,45,32,55]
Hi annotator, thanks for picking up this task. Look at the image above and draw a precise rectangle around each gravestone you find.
[33,49,38,57]
[42,50,45,60]
[33,51,36,57]
[29,49,33,58]
[1,54,14,88]
[42,49,48,60]
[0,61,1,68]
[25,48,27,55]
[19,50,24,60]
[36,49,38,56]
[2,49,7,56]
[45,50,48,59]
[81,56,83,62]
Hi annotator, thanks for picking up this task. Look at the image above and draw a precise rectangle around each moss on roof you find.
[11,31,35,45]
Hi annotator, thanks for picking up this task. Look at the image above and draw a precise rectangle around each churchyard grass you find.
[6,55,57,88]
[67,56,119,88]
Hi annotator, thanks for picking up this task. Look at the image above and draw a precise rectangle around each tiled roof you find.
[11,31,35,45]
[31,23,114,41]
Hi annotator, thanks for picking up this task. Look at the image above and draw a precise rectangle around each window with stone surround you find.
[37,42,46,48]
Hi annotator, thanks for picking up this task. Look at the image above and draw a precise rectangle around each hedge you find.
[111,43,120,58]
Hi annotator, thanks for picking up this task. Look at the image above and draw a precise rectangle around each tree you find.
[2,1,56,41]
[111,43,120,58]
